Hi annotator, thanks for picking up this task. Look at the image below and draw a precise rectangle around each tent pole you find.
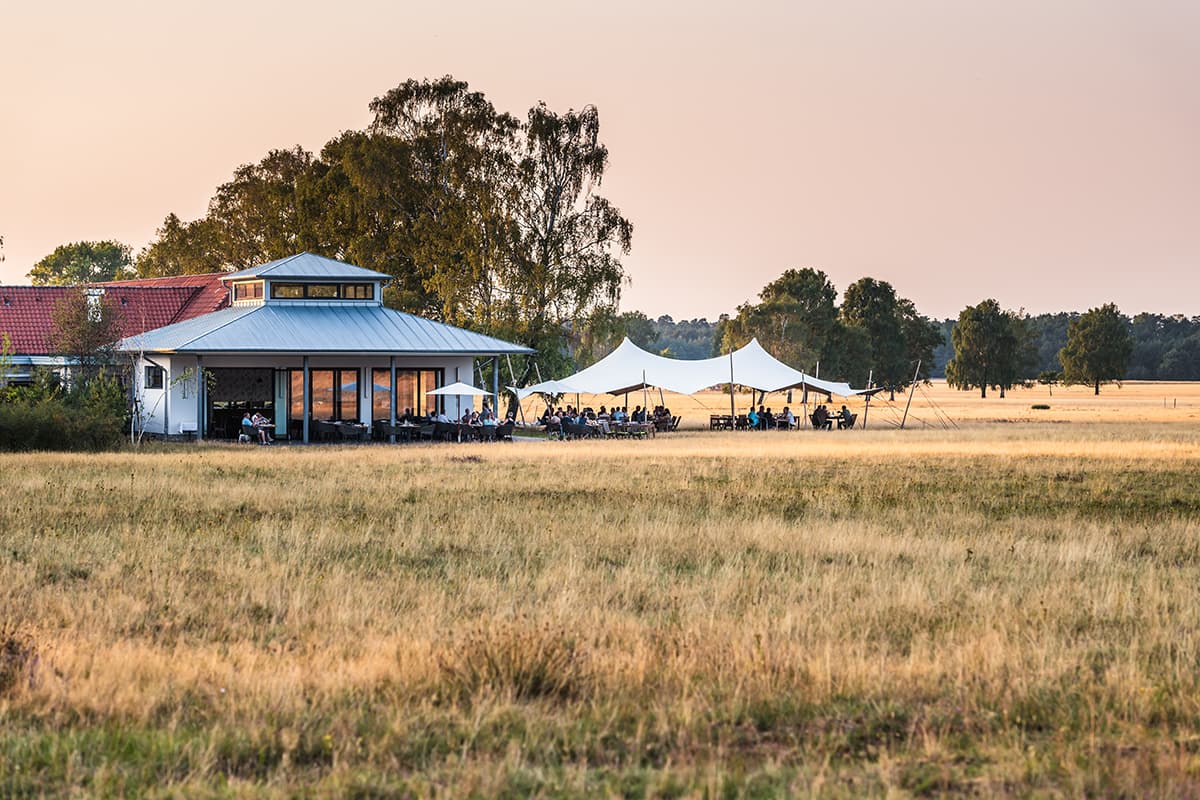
[900,360,921,430]
[642,370,647,419]
[505,354,525,424]
[728,352,735,422]
[861,369,872,430]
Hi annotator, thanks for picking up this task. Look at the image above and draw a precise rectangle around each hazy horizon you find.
[2,1,1197,322]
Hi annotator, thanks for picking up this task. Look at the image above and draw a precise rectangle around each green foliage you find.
[945,299,1036,398]
[1059,303,1134,395]
[137,76,632,381]
[649,316,716,360]
[47,288,124,378]
[28,241,133,286]
[0,370,126,451]
[839,278,941,387]
[721,268,839,371]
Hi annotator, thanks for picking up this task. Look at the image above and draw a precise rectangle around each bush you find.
[436,618,590,704]
[1032,404,1051,410]
[0,371,126,451]
[0,623,38,697]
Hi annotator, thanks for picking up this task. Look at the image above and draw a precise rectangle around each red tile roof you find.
[100,272,230,321]
[0,274,231,355]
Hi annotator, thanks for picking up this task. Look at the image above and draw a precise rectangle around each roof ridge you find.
[260,253,306,275]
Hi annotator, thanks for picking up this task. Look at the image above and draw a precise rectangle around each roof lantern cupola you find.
[221,252,389,307]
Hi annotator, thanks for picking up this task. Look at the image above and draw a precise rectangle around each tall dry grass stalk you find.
[2,421,1200,795]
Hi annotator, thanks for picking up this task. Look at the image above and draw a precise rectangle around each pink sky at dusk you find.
[1,0,1197,321]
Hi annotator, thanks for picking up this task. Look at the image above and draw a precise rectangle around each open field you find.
[3,405,1200,795]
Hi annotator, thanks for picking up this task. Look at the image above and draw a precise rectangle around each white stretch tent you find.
[559,338,858,397]
[507,379,581,401]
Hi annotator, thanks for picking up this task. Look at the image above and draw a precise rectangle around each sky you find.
[1,0,1197,321]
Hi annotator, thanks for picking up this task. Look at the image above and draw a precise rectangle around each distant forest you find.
[642,312,1200,382]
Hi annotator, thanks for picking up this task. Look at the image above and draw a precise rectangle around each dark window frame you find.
[144,364,165,390]
[269,283,374,300]
[233,281,264,301]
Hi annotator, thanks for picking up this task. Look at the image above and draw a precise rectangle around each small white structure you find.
[119,253,532,442]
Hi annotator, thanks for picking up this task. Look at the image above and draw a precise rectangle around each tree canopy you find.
[29,241,134,285]
[48,288,124,379]
[1059,303,1133,395]
[134,76,631,378]
[945,299,1036,398]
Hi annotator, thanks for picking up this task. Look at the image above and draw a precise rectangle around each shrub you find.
[0,370,126,451]
[1032,404,1051,410]
[0,623,38,697]
[436,618,589,704]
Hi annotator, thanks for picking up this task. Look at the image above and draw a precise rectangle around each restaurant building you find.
[115,253,533,442]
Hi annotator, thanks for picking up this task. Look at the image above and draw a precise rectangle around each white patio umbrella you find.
[427,381,492,419]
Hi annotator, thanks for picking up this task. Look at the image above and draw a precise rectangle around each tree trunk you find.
[1094,380,1100,395]
[999,384,1006,398]
[980,385,986,398]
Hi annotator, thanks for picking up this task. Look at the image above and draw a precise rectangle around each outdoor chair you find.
[314,419,338,441]
[433,421,457,442]
[735,414,750,431]
[839,413,858,430]
[476,425,497,443]
[418,423,436,441]
[670,415,681,431]
[495,421,515,441]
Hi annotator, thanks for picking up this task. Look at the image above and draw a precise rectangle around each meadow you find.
[2,382,1200,797]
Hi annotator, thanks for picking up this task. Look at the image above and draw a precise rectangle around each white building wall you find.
[131,353,488,438]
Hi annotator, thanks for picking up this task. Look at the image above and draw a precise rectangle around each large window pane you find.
[308,284,339,299]
[396,372,417,417]
[311,370,334,421]
[420,370,440,415]
[372,369,391,420]
[338,369,358,421]
[290,371,304,421]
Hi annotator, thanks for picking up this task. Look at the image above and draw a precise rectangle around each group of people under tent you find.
[538,404,664,437]
[738,402,853,430]
[809,403,854,430]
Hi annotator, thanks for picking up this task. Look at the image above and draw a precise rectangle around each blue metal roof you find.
[118,303,534,356]
[221,253,392,282]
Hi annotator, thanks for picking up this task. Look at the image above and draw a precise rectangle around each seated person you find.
[251,411,273,444]
[612,407,627,423]
[781,406,796,428]
[481,410,497,427]
[761,406,774,430]
[240,412,256,443]
[838,404,853,427]
[747,407,759,429]
[597,405,610,421]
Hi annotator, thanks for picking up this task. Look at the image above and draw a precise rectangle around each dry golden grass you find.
[2,408,1200,795]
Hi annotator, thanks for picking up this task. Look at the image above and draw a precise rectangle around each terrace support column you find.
[196,355,204,440]
[389,356,397,444]
[302,356,310,444]
[491,356,499,419]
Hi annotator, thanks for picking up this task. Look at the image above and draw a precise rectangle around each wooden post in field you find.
[900,360,921,430]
